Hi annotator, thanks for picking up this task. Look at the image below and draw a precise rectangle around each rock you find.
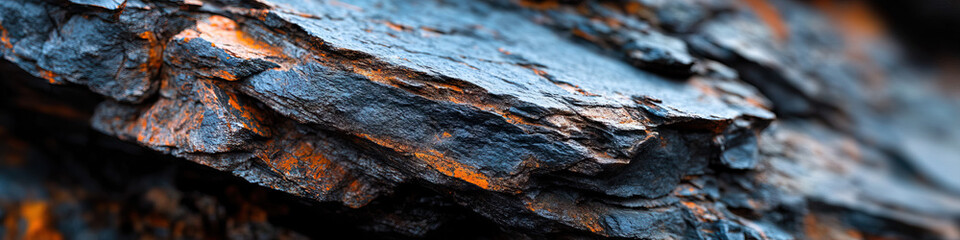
[1,0,959,239]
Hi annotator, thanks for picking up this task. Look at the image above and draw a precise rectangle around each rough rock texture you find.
[1,0,959,239]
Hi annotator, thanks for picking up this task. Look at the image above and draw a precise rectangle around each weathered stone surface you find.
[1,0,959,239]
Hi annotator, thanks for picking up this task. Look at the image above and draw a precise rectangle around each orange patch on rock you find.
[37,68,59,84]
[138,31,163,76]
[213,70,237,80]
[622,2,644,15]
[381,21,411,32]
[517,0,560,10]
[125,98,193,147]
[353,67,402,89]
[19,201,64,240]
[264,141,347,192]
[680,201,719,222]
[198,80,271,137]
[118,77,271,150]
[297,143,338,186]
[802,213,869,240]
[812,0,884,41]
[571,28,600,43]
[357,133,494,190]
[500,113,528,126]
[524,197,605,233]
[175,15,285,76]
[0,22,12,49]
[740,0,789,40]
[415,150,491,189]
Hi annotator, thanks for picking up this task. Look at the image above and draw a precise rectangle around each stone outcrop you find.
[2,0,959,239]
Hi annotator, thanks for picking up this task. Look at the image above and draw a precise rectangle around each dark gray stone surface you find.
[2,0,959,238]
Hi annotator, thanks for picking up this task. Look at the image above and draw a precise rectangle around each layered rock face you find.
[2,0,959,239]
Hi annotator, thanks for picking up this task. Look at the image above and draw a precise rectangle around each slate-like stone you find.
[2,0,960,239]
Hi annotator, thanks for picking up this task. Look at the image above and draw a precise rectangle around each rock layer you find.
[2,0,960,239]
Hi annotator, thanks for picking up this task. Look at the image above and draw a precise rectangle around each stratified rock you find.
[1,0,959,239]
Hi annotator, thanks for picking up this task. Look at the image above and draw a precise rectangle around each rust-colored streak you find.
[353,67,402,89]
[524,198,605,233]
[0,21,12,49]
[812,0,884,41]
[518,0,560,10]
[802,213,876,240]
[803,214,828,240]
[680,201,719,223]
[415,150,491,189]
[19,201,64,240]
[622,2,644,15]
[119,77,273,151]
[258,137,368,203]
[295,143,343,192]
[37,68,59,84]
[517,0,560,10]
[214,70,238,80]
[571,28,599,43]
[345,60,547,129]
[124,98,198,147]
[176,15,286,72]
[598,1,657,26]
[356,133,493,190]
[381,21,411,32]
[138,31,163,77]
[201,81,271,137]
[811,0,890,89]
[740,0,789,40]
[203,16,284,56]
[531,68,547,77]
[225,93,267,134]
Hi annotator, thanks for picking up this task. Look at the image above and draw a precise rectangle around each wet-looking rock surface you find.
[2,0,960,239]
